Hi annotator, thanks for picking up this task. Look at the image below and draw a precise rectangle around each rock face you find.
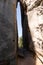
[20,0,43,64]
[26,0,43,54]
[26,0,43,63]
[20,1,31,51]
[0,0,17,65]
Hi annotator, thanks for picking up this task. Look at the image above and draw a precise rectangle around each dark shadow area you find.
[20,1,36,53]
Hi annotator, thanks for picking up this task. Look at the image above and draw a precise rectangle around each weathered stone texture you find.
[20,0,43,63]
[0,0,17,65]
[26,0,43,62]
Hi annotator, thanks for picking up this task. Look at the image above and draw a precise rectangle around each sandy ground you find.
[18,51,43,65]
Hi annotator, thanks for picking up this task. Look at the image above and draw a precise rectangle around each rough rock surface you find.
[26,0,43,62]
[0,0,17,65]
[20,0,43,63]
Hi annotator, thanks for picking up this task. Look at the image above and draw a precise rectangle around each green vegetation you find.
[18,37,23,48]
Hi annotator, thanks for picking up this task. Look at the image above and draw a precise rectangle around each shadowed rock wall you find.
[0,0,17,65]
[20,2,29,50]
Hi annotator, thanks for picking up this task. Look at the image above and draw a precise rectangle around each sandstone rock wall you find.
[20,0,43,63]
[0,0,17,65]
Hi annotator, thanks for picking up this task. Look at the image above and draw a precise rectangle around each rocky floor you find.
[18,51,43,65]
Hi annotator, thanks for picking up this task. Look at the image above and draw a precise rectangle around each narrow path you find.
[18,51,43,65]
[18,51,35,65]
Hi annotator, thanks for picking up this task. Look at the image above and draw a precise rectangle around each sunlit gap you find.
[16,2,23,48]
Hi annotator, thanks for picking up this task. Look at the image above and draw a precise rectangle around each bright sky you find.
[16,2,22,37]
